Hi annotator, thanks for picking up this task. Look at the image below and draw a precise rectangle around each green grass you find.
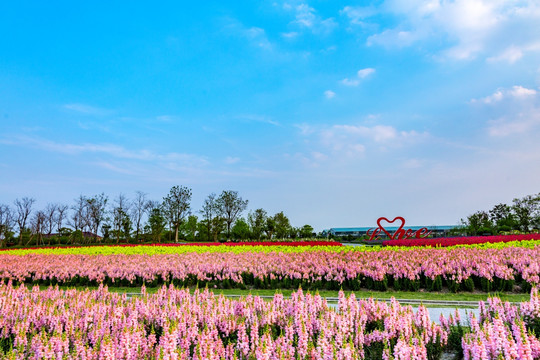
[28,284,532,303]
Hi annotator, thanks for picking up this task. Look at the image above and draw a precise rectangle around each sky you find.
[1,1,540,232]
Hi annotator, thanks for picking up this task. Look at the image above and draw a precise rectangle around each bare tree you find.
[43,203,58,236]
[14,197,35,245]
[215,190,248,240]
[131,191,150,242]
[162,186,192,243]
[70,195,89,233]
[86,193,108,242]
[0,204,14,247]
[30,210,46,246]
[55,204,69,233]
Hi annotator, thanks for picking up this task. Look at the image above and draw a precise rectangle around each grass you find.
[27,284,532,303]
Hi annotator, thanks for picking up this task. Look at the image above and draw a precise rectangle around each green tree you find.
[211,216,226,242]
[199,193,217,242]
[248,208,267,240]
[489,203,516,232]
[274,211,292,239]
[147,207,166,243]
[299,224,314,238]
[163,186,192,243]
[112,194,131,243]
[461,211,492,235]
[179,215,198,242]
[265,217,276,240]
[216,190,248,240]
[231,217,251,241]
[512,194,540,232]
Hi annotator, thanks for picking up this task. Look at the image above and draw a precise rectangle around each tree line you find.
[0,186,316,247]
[460,193,540,235]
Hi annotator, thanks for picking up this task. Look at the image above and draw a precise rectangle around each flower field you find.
[0,283,539,359]
[2,240,540,359]
[1,241,540,292]
[383,233,540,247]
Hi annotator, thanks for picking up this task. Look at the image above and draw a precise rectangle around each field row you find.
[0,284,539,359]
[3,238,540,256]
[1,245,539,292]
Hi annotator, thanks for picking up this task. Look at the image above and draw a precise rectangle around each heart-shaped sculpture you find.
[377,216,405,239]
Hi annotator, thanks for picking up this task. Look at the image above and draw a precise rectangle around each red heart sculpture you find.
[377,216,405,239]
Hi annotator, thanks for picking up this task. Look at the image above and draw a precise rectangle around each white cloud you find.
[472,86,537,104]
[487,115,538,137]
[341,78,360,87]
[296,123,315,136]
[307,122,428,163]
[487,46,523,64]
[333,124,420,143]
[510,85,537,98]
[357,68,376,78]
[224,18,272,50]
[340,6,377,26]
[3,136,208,166]
[281,31,299,39]
[63,103,112,116]
[284,2,338,35]
[472,85,540,137]
[340,68,375,87]
[355,0,540,61]
[324,90,336,99]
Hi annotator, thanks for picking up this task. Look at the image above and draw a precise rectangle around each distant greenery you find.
[460,192,540,235]
[0,186,318,248]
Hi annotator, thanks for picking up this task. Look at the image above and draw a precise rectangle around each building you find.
[323,225,459,239]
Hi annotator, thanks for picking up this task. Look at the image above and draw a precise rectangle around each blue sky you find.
[1,1,540,231]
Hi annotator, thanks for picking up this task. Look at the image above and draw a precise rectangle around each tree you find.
[216,190,248,240]
[0,204,14,247]
[147,206,166,243]
[265,217,276,240]
[132,191,150,242]
[55,204,69,234]
[30,210,46,246]
[248,208,267,240]
[211,216,226,242]
[86,194,108,242]
[70,195,88,232]
[231,217,251,241]
[112,194,131,243]
[512,194,540,232]
[162,186,192,243]
[273,211,292,239]
[179,215,198,242]
[14,197,35,245]
[199,193,218,242]
[299,224,314,238]
[43,203,58,236]
[461,211,492,235]
[489,203,516,231]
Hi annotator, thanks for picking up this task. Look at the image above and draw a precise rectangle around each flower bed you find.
[383,233,540,247]
[2,245,540,292]
[1,284,539,359]
[0,283,446,359]
[0,240,342,253]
